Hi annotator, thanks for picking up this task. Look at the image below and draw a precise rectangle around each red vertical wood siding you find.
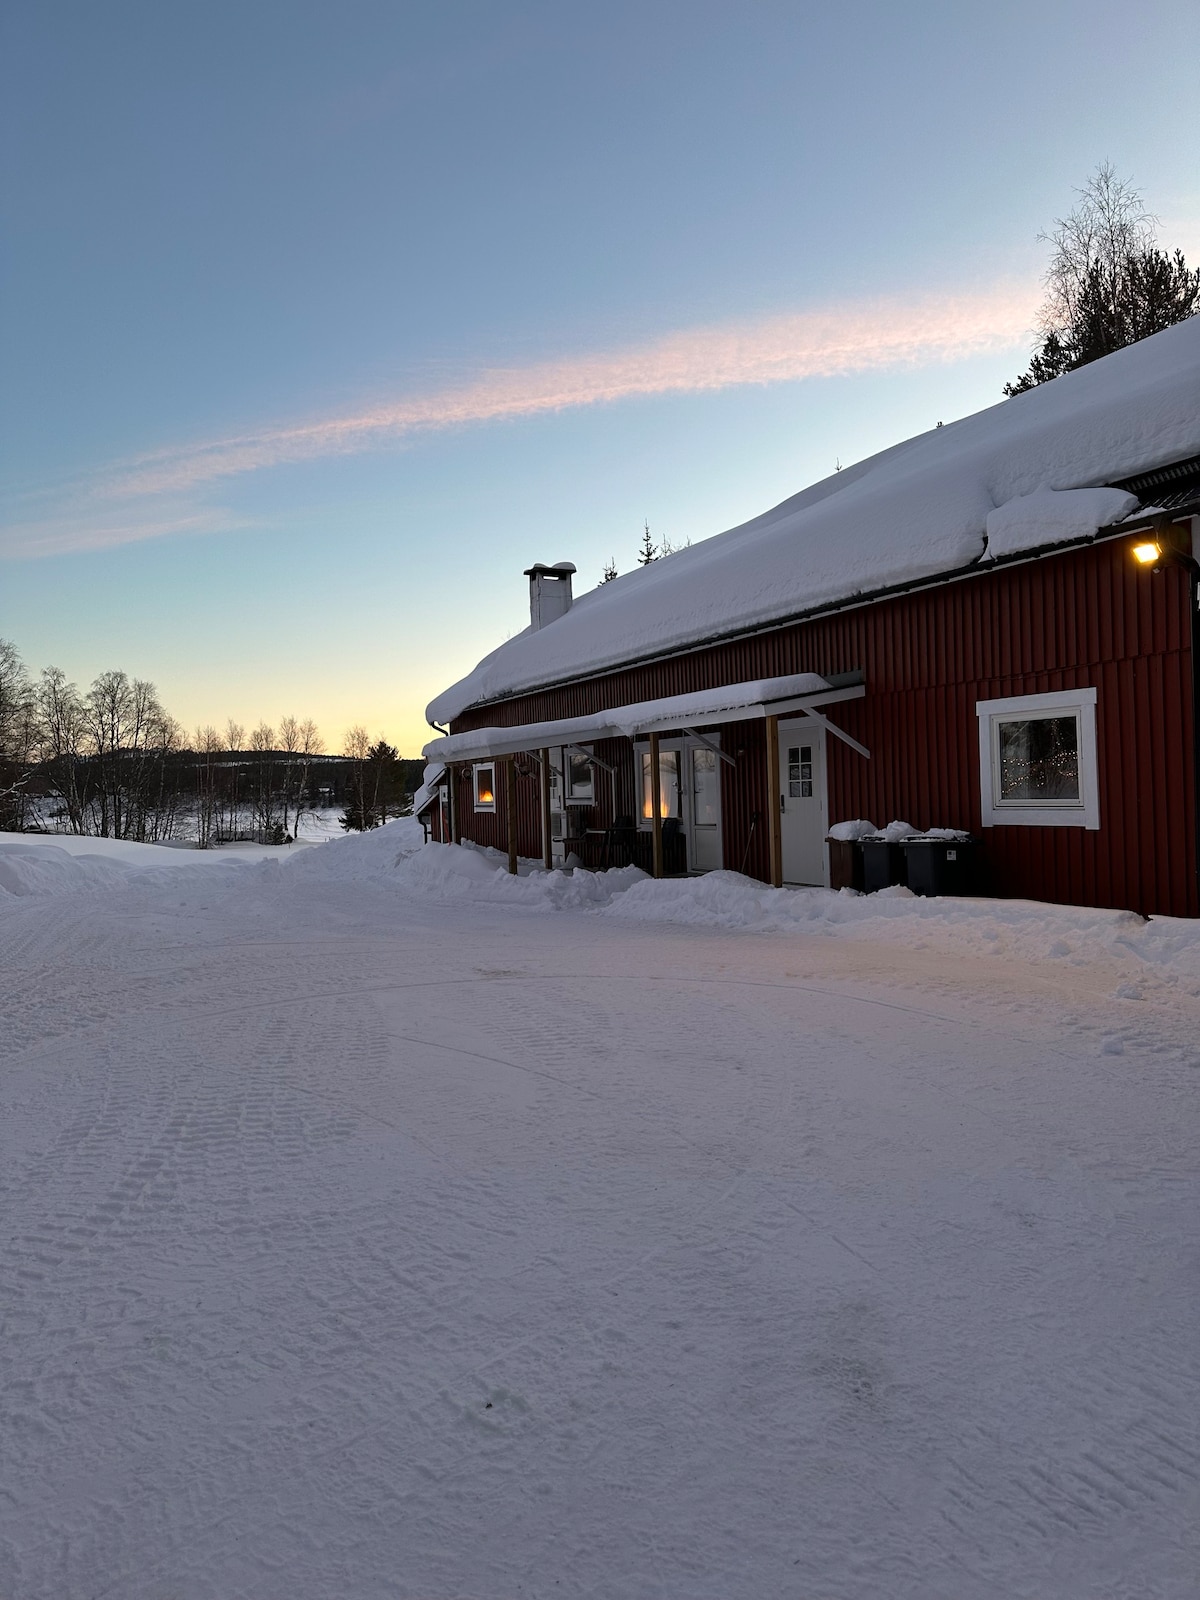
[447,534,1195,916]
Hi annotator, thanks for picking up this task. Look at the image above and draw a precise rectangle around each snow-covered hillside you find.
[2,824,1197,1598]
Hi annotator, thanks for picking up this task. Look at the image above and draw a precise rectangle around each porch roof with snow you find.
[423,674,866,764]
[427,319,1200,727]
[412,763,446,818]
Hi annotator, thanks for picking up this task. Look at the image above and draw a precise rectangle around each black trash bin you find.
[861,837,908,893]
[902,836,980,897]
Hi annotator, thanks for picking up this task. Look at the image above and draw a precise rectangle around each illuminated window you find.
[473,762,496,812]
[641,749,680,821]
[976,689,1098,829]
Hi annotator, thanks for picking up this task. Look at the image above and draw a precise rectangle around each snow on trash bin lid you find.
[826,820,876,842]
[864,820,919,843]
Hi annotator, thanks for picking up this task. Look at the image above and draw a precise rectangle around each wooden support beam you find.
[505,758,518,875]
[784,708,870,761]
[540,747,553,870]
[447,763,457,846]
[765,714,783,888]
[649,731,664,880]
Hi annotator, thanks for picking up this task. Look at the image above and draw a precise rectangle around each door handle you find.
[779,792,785,814]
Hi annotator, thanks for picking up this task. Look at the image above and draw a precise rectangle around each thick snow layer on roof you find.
[429,318,1200,724]
[983,486,1139,560]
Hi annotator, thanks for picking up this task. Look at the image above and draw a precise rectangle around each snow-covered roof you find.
[428,318,1200,725]
[423,674,846,764]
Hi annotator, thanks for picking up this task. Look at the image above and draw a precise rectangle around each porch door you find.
[689,746,722,871]
[779,728,826,885]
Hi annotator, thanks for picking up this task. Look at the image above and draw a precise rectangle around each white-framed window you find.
[473,761,496,813]
[976,687,1099,830]
[565,748,595,805]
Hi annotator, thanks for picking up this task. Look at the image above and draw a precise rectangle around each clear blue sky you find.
[2,0,1197,752]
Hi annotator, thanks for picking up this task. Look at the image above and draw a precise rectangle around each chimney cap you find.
[524,561,577,578]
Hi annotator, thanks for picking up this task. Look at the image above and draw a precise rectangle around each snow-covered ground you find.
[2,823,1197,1598]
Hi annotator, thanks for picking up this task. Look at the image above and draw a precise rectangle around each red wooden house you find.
[419,320,1200,918]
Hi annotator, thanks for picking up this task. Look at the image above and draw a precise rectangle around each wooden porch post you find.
[649,731,664,879]
[505,758,518,875]
[447,763,457,846]
[540,748,553,870]
[765,715,783,888]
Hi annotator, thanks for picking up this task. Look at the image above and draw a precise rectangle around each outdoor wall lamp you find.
[1130,520,1199,577]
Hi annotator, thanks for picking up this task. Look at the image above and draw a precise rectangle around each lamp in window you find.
[473,763,496,810]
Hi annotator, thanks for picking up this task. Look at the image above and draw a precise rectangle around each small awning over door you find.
[412,762,446,817]
[422,672,866,764]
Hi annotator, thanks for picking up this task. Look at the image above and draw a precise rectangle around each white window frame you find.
[472,761,497,813]
[976,687,1099,830]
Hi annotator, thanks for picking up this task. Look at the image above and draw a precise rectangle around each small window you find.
[641,748,680,822]
[473,762,496,812]
[565,749,595,804]
[788,744,814,799]
[976,688,1099,830]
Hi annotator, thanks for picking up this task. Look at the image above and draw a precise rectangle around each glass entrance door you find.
[689,746,722,871]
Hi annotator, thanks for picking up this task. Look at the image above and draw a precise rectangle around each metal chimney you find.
[524,562,576,630]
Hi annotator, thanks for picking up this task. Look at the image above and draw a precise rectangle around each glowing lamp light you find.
[1132,540,1162,566]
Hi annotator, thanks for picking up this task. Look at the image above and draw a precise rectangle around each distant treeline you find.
[0,639,423,844]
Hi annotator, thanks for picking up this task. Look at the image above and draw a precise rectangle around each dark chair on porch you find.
[602,814,638,869]
[662,816,687,876]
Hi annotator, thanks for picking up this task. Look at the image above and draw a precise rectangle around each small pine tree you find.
[601,558,618,583]
[637,521,656,566]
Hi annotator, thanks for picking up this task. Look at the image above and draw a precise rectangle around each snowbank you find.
[429,318,1200,722]
[0,839,135,898]
[5,826,1198,992]
[393,840,648,910]
[0,830,320,898]
[333,839,1200,992]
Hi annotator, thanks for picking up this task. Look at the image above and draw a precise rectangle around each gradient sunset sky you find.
[3,1,1197,754]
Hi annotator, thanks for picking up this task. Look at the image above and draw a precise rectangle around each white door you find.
[779,728,826,885]
[689,746,722,871]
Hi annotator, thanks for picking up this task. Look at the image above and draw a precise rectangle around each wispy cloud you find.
[4,282,1037,558]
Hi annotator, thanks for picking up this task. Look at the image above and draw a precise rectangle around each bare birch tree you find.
[0,640,37,829]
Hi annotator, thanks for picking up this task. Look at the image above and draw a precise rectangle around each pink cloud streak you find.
[3,282,1037,558]
[108,283,1037,499]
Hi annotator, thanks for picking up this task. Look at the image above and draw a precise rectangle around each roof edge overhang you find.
[424,678,867,765]
[440,506,1200,728]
